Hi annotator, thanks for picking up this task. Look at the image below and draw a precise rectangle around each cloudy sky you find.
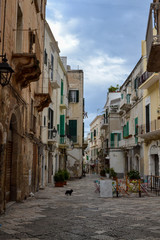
[46,0,151,136]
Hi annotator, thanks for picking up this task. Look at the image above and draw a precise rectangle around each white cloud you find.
[69,52,129,88]
[47,9,80,55]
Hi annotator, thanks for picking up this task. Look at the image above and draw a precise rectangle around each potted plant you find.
[100,169,106,177]
[127,170,140,180]
[110,168,117,180]
[105,168,110,178]
[54,171,65,187]
[63,170,70,185]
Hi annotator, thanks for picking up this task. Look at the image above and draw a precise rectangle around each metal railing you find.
[138,119,160,135]
[146,3,160,59]
[138,71,153,87]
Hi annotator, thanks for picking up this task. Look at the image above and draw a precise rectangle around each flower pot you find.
[55,182,64,187]
[106,173,109,178]
[63,181,67,185]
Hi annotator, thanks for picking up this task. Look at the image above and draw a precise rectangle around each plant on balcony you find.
[108,84,120,93]
[127,170,140,180]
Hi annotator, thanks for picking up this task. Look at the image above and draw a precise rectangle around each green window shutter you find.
[118,133,121,141]
[126,94,130,104]
[60,115,65,136]
[127,121,129,136]
[61,80,63,96]
[57,124,59,134]
[123,125,126,138]
[135,117,138,135]
[76,90,79,102]
[110,133,114,147]
[69,120,77,142]
[121,94,123,99]
[135,117,138,144]
[91,132,93,141]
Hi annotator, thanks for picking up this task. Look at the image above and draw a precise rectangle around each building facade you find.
[0,0,47,213]
[67,68,84,178]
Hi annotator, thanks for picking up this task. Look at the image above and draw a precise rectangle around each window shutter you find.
[69,120,77,142]
[76,90,79,102]
[91,132,93,141]
[57,124,59,134]
[135,117,138,135]
[60,115,65,136]
[51,54,54,80]
[127,121,129,136]
[61,80,63,96]
[68,91,71,102]
[118,133,121,141]
[110,133,114,147]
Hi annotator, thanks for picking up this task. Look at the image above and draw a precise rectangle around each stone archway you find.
[149,144,159,176]
[5,114,18,202]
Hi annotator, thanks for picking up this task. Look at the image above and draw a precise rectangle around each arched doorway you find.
[149,145,159,176]
[5,114,18,202]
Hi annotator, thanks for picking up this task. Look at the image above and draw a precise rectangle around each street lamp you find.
[52,127,57,138]
[0,55,14,86]
[0,0,14,87]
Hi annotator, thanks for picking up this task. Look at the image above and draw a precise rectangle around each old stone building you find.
[0,0,48,213]
[67,68,84,177]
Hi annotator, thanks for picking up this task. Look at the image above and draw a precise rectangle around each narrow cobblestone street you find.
[0,175,160,240]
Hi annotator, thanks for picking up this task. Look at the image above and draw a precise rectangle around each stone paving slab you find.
[0,175,160,239]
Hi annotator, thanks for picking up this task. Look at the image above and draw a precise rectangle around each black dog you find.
[65,189,73,196]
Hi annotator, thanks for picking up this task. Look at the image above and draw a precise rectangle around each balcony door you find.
[145,104,150,133]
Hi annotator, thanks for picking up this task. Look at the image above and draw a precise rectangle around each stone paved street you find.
[0,175,160,240]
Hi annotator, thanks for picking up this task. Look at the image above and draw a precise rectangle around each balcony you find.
[12,30,42,88]
[48,129,58,143]
[34,92,51,112]
[138,118,160,141]
[100,118,108,129]
[146,2,160,72]
[119,137,138,148]
[60,95,68,110]
[50,70,61,89]
[139,73,159,90]
[12,53,41,88]
[58,136,69,149]
[120,98,131,111]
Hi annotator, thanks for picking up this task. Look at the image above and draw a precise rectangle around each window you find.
[123,121,129,138]
[126,94,130,104]
[94,129,96,139]
[51,54,54,80]
[110,133,114,147]
[69,90,79,103]
[60,115,65,136]
[16,5,23,53]
[146,104,150,133]
[44,49,47,65]
[48,109,54,139]
[121,94,123,99]
[69,120,77,142]
[61,80,63,104]
[135,117,138,144]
